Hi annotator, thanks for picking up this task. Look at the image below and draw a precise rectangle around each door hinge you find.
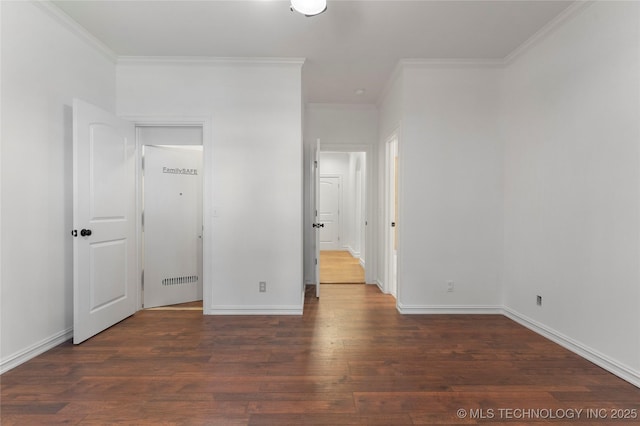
[142,157,145,171]
[315,258,318,265]
[314,160,318,169]
[141,211,144,229]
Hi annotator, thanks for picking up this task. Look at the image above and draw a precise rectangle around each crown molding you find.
[504,0,594,65]
[31,0,117,63]
[399,58,505,68]
[306,103,377,111]
[117,56,306,68]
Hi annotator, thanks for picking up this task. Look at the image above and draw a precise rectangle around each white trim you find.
[321,143,373,152]
[393,303,640,387]
[359,258,365,269]
[122,115,213,313]
[318,143,375,284]
[503,0,593,65]
[375,279,385,293]
[504,307,640,388]
[307,103,378,111]
[205,305,303,315]
[397,304,502,315]
[118,56,305,67]
[383,133,399,298]
[32,1,117,63]
[0,328,73,374]
[400,58,504,68]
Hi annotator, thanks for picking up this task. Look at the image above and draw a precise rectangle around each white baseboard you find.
[503,307,640,388]
[397,303,502,315]
[359,258,365,269]
[375,279,385,293]
[347,246,361,259]
[3,304,638,390]
[0,327,73,375]
[205,305,303,315]
[395,302,640,388]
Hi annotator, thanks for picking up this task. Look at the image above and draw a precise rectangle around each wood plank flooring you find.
[2,285,640,425]
[320,250,365,284]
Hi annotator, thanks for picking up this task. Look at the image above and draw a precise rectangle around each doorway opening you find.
[318,151,366,285]
[137,126,204,310]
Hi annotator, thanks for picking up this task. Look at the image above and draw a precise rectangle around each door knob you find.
[80,229,92,237]
[312,223,325,228]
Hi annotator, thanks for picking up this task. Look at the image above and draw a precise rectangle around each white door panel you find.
[73,99,137,344]
[89,240,127,311]
[319,176,341,250]
[143,145,202,308]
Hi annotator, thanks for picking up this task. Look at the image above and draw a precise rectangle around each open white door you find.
[73,99,137,344]
[313,139,321,297]
[143,145,203,308]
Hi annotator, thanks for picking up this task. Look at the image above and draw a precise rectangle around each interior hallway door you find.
[143,145,203,308]
[319,176,341,250]
[72,99,137,344]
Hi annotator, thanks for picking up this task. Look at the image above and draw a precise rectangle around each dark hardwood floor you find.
[2,285,639,425]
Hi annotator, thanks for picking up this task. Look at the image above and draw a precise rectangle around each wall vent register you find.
[162,275,199,286]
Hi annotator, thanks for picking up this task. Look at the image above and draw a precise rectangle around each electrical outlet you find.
[536,295,542,306]
[259,281,267,292]
[447,281,454,292]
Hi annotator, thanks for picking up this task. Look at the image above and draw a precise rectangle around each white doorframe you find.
[384,134,399,298]
[123,115,213,313]
[320,144,374,284]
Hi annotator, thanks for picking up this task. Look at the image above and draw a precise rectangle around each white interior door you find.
[386,137,399,297]
[319,176,341,250]
[73,99,137,344]
[143,145,203,308]
[313,139,321,297]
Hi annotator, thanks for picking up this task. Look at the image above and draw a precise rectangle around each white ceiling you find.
[52,0,574,104]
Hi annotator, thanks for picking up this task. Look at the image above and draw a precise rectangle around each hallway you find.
[319,250,365,284]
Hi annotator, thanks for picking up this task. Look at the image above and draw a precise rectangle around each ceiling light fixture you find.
[290,0,327,17]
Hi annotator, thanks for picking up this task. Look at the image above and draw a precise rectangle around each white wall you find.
[1,2,116,371]
[117,59,304,314]
[396,64,504,312]
[303,104,378,284]
[319,152,350,175]
[502,1,640,380]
